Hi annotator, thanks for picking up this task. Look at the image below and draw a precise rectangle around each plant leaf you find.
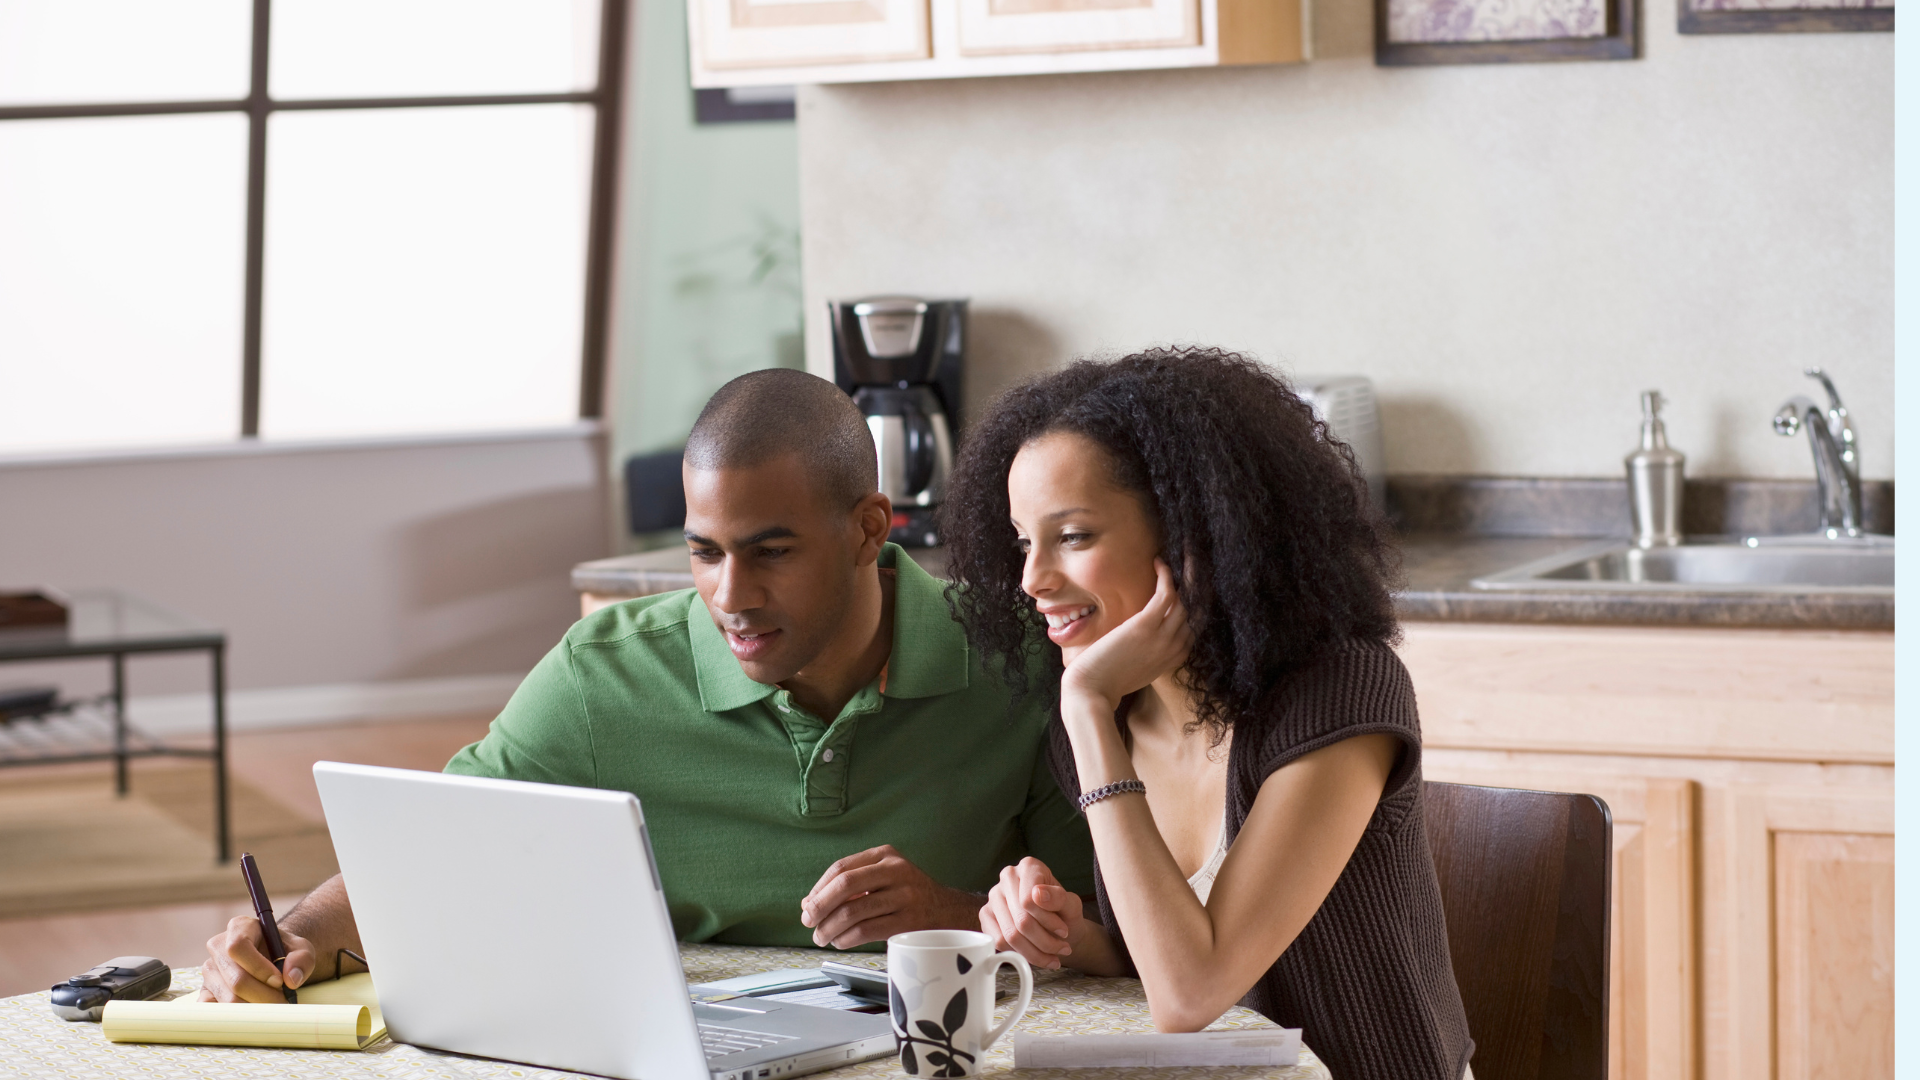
[943,988,969,1034]
[890,982,907,1027]
[901,1044,918,1073]
[956,955,972,975]
[917,1020,946,1040]
[927,1052,951,1067]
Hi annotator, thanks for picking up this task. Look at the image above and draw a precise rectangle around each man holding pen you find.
[200,370,1092,1002]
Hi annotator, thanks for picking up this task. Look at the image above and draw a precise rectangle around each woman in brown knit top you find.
[938,349,1474,1080]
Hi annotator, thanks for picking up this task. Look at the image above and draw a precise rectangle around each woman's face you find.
[1007,431,1162,666]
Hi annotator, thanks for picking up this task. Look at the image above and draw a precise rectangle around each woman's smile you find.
[1041,603,1099,644]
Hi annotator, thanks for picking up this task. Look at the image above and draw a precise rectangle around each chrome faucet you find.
[1772,368,1863,539]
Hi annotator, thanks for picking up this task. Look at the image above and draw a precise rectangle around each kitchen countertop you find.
[574,535,1891,631]
[1392,532,1890,630]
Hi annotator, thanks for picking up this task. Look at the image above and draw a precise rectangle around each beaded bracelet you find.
[1076,779,1146,811]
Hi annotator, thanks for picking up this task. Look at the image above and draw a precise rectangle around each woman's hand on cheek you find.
[1060,559,1193,712]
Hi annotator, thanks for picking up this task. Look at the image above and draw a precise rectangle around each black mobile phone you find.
[818,960,890,1004]
[50,957,171,1022]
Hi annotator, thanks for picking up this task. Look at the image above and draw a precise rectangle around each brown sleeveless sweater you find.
[1046,639,1474,1080]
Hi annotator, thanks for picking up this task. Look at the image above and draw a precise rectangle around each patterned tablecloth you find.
[0,943,1328,1080]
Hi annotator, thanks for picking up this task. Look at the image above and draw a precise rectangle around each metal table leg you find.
[112,652,128,796]
[212,643,231,864]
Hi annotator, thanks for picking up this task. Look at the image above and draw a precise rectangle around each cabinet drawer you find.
[691,0,931,69]
[956,0,1199,55]
[1398,622,1893,765]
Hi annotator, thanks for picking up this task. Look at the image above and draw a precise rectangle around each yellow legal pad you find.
[101,972,387,1050]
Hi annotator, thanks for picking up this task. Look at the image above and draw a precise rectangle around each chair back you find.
[1423,781,1611,1080]
[625,450,687,535]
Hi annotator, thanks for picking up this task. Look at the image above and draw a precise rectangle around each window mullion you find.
[578,0,628,420]
[240,0,273,438]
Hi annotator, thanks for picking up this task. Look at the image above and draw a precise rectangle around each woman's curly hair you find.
[938,347,1401,740]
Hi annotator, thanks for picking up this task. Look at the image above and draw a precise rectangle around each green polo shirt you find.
[444,543,1092,947]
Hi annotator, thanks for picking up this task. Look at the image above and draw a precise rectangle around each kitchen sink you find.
[1471,536,1894,594]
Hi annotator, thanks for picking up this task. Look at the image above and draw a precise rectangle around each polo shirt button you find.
[776,703,791,713]
[822,748,834,762]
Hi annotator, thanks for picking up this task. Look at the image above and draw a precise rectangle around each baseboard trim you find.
[128,674,524,737]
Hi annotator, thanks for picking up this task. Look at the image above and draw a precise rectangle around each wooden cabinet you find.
[1703,783,1893,1080]
[955,0,1199,56]
[1773,833,1894,1079]
[1401,621,1894,1080]
[689,0,931,71]
[686,0,1305,87]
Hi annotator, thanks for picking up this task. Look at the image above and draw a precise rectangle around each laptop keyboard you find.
[700,1023,800,1060]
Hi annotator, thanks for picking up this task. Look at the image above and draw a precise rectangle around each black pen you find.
[240,852,298,1004]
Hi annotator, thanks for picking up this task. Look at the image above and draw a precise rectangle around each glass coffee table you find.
[0,589,230,861]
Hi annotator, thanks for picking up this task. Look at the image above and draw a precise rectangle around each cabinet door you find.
[689,0,930,70]
[1701,785,1893,1080]
[955,0,1199,56]
[1420,763,1696,1080]
[1775,833,1893,1079]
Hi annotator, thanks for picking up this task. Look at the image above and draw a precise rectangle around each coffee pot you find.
[829,297,965,547]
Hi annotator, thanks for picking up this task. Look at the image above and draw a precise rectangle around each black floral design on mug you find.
[893,974,975,1077]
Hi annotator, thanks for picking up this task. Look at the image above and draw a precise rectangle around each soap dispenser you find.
[1626,390,1685,548]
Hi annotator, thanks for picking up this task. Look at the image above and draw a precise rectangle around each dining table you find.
[0,942,1329,1080]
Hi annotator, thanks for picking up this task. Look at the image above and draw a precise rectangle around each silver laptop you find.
[313,761,896,1080]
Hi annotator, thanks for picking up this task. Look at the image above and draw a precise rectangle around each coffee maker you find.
[829,296,966,548]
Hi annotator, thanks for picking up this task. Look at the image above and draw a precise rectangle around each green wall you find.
[607,0,803,539]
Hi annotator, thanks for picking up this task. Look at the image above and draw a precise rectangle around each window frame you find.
[0,0,629,437]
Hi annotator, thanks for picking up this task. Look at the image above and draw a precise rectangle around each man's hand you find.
[199,874,360,1001]
[800,845,984,949]
[981,857,1084,970]
[198,915,317,1002]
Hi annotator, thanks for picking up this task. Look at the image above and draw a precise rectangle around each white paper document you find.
[1012,1028,1302,1068]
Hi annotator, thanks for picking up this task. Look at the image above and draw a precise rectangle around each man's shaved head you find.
[686,369,878,510]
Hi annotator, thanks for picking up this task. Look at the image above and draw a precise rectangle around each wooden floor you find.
[0,713,493,999]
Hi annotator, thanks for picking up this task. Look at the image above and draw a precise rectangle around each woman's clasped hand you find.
[980,855,1085,970]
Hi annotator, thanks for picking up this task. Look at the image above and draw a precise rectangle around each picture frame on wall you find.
[1676,0,1888,35]
[1375,0,1638,64]
[694,85,796,124]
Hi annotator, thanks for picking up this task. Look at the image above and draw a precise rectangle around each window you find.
[0,0,625,454]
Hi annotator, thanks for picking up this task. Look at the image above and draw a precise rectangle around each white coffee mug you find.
[887,930,1033,1078]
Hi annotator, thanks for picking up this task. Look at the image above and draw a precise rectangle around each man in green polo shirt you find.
[199,369,1092,1003]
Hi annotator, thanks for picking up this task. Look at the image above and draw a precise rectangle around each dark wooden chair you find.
[1423,781,1612,1080]
[624,449,686,534]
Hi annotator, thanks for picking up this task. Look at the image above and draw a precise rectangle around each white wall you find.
[794,0,1892,479]
[0,429,608,728]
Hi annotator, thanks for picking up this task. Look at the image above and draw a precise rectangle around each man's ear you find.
[851,492,892,566]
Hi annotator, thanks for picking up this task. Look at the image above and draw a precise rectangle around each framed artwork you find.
[694,86,797,124]
[1677,0,1888,34]
[1376,0,1638,64]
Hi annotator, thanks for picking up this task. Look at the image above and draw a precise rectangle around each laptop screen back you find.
[314,761,708,1080]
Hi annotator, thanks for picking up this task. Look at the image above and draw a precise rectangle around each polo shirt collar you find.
[690,596,777,713]
[880,543,970,700]
[689,543,969,713]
